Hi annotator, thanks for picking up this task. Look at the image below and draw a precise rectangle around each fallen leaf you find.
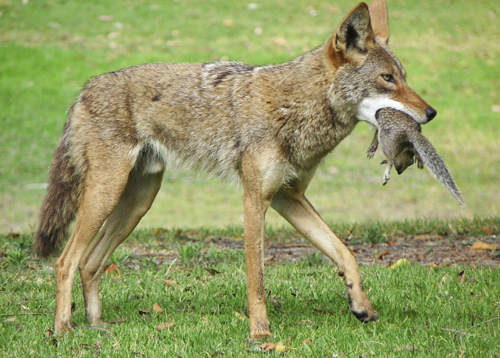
[153,303,164,313]
[4,317,16,323]
[302,338,311,345]
[234,311,246,321]
[152,228,167,236]
[45,329,53,338]
[259,342,276,351]
[260,342,289,353]
[104,263,120,275]
[376,250,389,260]
[470,241,496,251]
[223,19,233,27]
[156,321,174,330]
[163,279,177,286]
[389,258,409,269]
[481,226,494,236]
[275,342,288,353]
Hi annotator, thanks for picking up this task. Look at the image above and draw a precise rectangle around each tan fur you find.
[369,0,390,44]
[33,1,435,338]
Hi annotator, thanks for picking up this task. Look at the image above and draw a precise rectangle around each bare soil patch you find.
[132,233,499,267]
[215,235,499,267]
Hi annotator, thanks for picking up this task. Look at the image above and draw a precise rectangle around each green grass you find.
[1,225,499,357]
[0,0,499,232]
[1,2,499,353]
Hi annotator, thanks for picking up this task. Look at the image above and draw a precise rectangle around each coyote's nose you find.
[425,107,437,121]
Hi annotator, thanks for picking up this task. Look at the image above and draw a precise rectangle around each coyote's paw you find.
[54,320,76,335]
[249,317,271,340]
[347,288,378,323]
[352,308,379,323]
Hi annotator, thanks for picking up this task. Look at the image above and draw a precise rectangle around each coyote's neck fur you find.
[246,46,359,169]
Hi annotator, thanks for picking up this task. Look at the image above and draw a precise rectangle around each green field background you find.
[1,0,498,233]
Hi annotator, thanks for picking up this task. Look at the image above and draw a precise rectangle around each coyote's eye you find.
[381,73,395,83]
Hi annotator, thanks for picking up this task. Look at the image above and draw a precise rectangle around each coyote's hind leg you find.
[79,168,164,326]
[54,155,133,334]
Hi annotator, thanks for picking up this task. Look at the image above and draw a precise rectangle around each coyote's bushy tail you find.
[409,132,465,206]
[33,124,85,257]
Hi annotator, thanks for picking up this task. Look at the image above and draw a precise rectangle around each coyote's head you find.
[326,1,436,127]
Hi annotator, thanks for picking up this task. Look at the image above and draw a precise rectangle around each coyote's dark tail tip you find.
[33,177,80,257]
[33,230,66,258]
[33,140,82,258]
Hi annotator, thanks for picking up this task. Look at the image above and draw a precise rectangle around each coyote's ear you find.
[369,0,389,44]
[331,3,375,64]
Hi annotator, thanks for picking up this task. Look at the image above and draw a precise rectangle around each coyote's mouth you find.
[356,96,426,127]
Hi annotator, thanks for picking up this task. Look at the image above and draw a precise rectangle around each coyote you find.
[34,1,436,338]
[368,108,464,205]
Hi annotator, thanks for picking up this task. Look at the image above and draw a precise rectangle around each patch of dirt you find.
[132,234,499,267]
[211,235,499,267]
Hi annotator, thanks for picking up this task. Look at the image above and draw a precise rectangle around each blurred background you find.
[0,0,498,233]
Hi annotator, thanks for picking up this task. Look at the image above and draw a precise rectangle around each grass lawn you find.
[0,0,499,232]
[0,224,499,357]
[0,1,499,356]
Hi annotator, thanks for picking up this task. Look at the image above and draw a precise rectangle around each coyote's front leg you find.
[243,191,271,339]
[272,190,378,322]
[240,150,284,339]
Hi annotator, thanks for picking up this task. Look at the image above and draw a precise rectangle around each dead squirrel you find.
[367,108,464,205]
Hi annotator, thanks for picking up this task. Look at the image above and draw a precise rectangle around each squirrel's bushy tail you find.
[409,132,465,206]
[33,123,85,257]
